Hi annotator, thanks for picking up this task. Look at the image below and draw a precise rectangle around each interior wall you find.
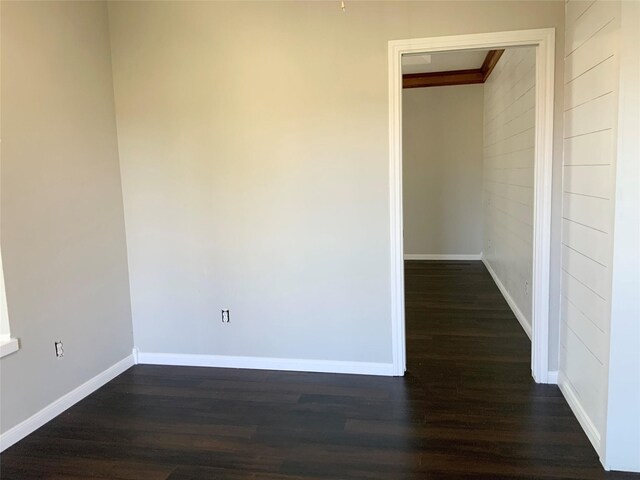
[402,84,484,257]
[560,2,640,472]
[0,1,134,434]
[604,1,640,472]
[482,47,537,333]
[107,1,565,365]
[559,0,633,464]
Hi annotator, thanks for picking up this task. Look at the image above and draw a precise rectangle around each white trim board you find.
[404,254,481,261]
[558,372,602,459]
[0,336,19,358]
[482,255,533,341]
[0,354,135,452]
[137,352,395,377]
[388,28,555,381]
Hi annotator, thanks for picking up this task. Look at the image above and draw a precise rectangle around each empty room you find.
[1,1,639,479]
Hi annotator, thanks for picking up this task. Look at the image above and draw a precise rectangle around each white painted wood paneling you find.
[562,296,607,361]
[560,0,621,458]
[562,218,610,266]
[483,47,536,331]
[562,192,610,232]
[565,0,615,55]
[560,329,606,434]
[566,0,595,25]
[563,164,611,198]
[562,244,609,299]
[565,19,616,82]
[562,271,608,333]
[564,56,617,109]
[563,129,614,166]
[564,92,616,138]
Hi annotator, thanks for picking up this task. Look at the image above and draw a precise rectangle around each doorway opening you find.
[388,30,556,383]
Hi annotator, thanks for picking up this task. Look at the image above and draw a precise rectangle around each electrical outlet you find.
[54,341,64,358]
[221,309,230,323]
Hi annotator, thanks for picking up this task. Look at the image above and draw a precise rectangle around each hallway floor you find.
[2,261,638,479]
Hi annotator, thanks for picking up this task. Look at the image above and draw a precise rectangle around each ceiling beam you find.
[402,49,505,89]
[481,49,504,82]
[403,69,484,89]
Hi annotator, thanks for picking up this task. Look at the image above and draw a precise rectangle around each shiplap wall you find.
[482,47,536,334]
[560,0,620,456]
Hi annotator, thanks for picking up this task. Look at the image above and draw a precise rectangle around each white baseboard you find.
[0,353,135,452]
[481,255,532,340]
[137,352,395,376]
[558,371,602,456]
[547,370,559,384]
[404,254,482,261]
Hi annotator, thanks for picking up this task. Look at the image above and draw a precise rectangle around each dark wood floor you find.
[2,261,638,479]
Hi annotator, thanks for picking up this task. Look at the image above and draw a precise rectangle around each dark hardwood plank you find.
[2,261,638,479]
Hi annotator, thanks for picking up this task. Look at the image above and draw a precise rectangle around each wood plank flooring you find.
[2,261,638,479]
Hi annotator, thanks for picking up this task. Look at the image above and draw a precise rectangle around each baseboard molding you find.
[404,254,482,261]
[558,372,602,457]
[0,354,135,452]
[137,352,395,376]
[481,255,532,340]
[547,370,559,384]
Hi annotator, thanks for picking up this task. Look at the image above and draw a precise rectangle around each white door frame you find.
[388,28,555,383]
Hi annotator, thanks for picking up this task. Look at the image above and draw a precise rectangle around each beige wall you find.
[483,47,537,332]
[108,1,565,364]
[403,84,484,256]
[0,1,133,433]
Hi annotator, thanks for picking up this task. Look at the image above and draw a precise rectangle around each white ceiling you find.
[402,50,491,75]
